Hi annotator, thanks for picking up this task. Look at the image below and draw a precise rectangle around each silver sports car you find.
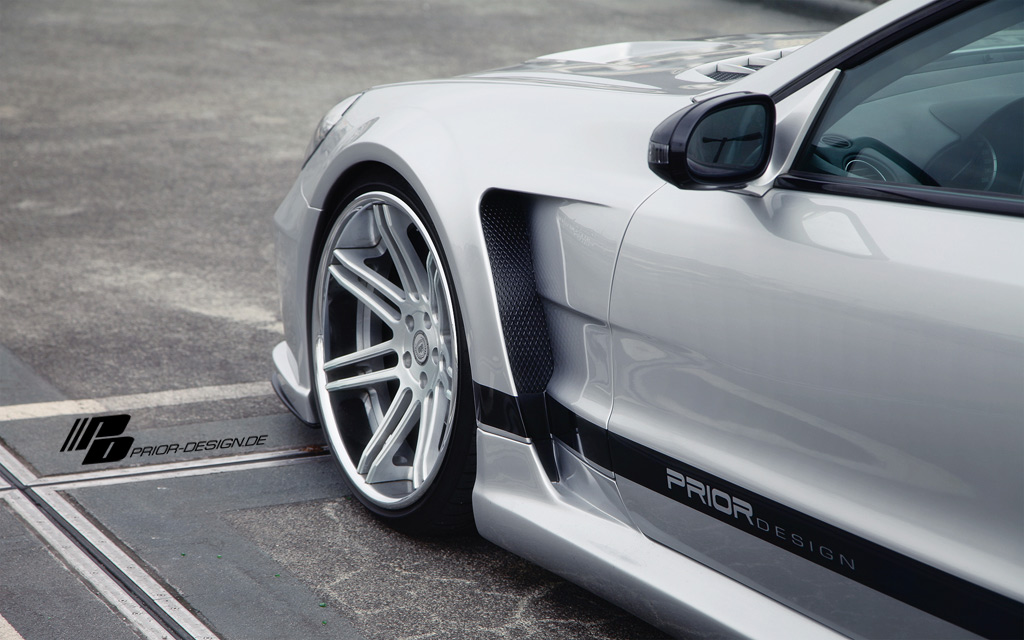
[271,0,1023,637]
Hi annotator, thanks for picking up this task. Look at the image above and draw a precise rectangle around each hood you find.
[466,33,822,95]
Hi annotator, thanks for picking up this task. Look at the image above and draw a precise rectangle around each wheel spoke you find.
[324,366,399,393]
[438,342,454,401]
[333,247,406,307]
[358,387,411,474]
[328,264,401,326]
[374,203,428,299]
[323,339,396,372]
[364,394,420,484]
[426,254,440,317]
[412,386,449,487]
[426,254,452,338]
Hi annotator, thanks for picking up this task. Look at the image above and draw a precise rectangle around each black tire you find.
[309,171,475,535]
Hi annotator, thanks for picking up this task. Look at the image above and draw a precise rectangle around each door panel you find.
[606,184,1024,638]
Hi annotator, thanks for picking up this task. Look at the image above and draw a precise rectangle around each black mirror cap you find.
[648,92,776,190]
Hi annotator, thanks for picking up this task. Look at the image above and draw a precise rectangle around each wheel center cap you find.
[412,331,430,365]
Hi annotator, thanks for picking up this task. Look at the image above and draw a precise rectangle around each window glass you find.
[793,0,1024,197]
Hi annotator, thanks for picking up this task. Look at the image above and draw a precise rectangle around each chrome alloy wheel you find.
[312,190,460,510]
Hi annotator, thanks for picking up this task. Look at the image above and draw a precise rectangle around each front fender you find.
[275,95,518,426]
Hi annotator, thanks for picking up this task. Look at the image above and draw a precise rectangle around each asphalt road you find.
[0,1,840,638]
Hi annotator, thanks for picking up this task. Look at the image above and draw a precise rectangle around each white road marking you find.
[38,454,322,492]
[0,380,326,640]
[35,446,327,488]
[0,443,324,640]
[0,441,326,640]
[35,487,219,639]
[0,445,38,486]
[0,381,273,422]
[3,492,176,640]
[0,612,25,640]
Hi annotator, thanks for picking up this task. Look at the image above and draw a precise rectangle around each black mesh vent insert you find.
[707,70,749,82]
[479,191,554,394]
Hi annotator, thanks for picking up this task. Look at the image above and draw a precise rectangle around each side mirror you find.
[648,93,775,189]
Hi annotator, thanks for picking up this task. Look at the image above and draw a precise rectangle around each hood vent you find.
[706,70,751,82]
[676,45,801,84]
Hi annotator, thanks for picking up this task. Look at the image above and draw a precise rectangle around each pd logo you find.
[60,414,134,465]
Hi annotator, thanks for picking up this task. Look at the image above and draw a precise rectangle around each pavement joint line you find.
[0,449,332,640]
[34,487,218,639]
[31,446,330,488]
[2,492,174,640]
[36,448,331,491]
[0,442,38,486]
[0,381,274,422]
[0,411,330,640]
[40,455,326,491]
[0,439,221,639]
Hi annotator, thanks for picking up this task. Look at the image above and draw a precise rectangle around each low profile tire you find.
[310,174,475,535]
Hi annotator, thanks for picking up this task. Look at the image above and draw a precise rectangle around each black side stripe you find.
[609,433,1023,640]
[472,382,1022,637]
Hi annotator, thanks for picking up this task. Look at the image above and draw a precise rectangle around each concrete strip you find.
[2,492,172,640]
[33,488,220,640]
[66,460,366,640]
[34,446,328,488]
[40,453,323,490]
[0,443,39,485]
[0,497,143,640]
[0,614,25,640]
[0,436,219,639]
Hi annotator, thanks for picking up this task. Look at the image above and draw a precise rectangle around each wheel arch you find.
[307,160,423,301]
[302,133,520,408]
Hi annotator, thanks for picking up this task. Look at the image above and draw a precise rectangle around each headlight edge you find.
[301,92,364,168]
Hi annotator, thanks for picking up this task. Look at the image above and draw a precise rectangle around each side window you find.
[792,0,1024,197]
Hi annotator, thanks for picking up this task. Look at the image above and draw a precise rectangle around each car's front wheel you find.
[310,175,474,535]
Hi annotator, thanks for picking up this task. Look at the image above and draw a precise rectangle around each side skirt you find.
[472,384,1023,639]
[472,428,845,640]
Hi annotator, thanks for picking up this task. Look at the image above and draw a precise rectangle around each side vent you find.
[478,190,559,481]
[478,190,554,394]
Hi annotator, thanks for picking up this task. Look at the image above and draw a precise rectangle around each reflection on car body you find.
[271,0,1024,637]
